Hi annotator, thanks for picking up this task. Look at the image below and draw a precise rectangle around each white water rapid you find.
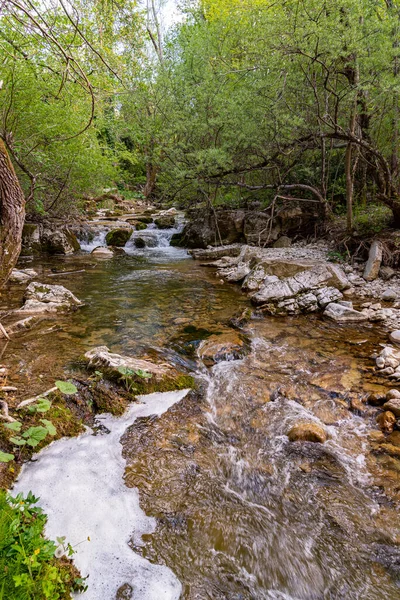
[13,389,191,600]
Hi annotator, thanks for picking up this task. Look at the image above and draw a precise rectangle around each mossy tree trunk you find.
[0,140,26,288]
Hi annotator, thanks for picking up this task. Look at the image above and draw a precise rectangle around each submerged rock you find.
[106,228,132,247]
[376,411,396,434]
[17,281,82,313]
[198,332,249,365]
[287,422,327,443]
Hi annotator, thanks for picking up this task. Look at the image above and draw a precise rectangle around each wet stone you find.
[287,422,327,444]
[376,411,397,434]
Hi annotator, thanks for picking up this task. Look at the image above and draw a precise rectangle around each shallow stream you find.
[4,232,400,599]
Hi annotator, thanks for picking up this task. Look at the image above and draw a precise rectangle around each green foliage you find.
[117,366,152,393]
[0,490,86,599]
[55,381,78,396]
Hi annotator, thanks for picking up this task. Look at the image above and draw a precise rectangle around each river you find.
[6,227,400,599]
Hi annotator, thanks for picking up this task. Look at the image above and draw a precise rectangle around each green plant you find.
[117,366,152,393]
[0,490,87,599]
[0,381,78,463]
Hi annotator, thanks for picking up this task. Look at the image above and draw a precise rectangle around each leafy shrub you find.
[0,491,86,599]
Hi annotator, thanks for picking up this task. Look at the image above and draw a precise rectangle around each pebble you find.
[389,330,400,345]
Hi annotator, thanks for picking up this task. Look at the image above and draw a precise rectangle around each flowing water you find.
[5,225,400,599]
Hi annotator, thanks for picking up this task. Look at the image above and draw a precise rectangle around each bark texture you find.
[0,140,26,288]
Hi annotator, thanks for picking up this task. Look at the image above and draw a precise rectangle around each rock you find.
[181,210,245,248]
[323,303,368,322]
[389,330,400,345]
[273,236,292,248]
[41,228,80,254]
[382,289,397,302]
[376,411,396,433]
[218,263,251,283]
[91,246,114,258]
[17,282,82,313]
[154,216,176,229]
[384,356,400,369]
[387,431,400,446]
[337,300,353,308]
[21,223,42,255]
[253,266,345,305]
[134,237,146,248]
[296,292,319,312]
[386,389,400,400]
[368,430,385,443]
[198,332,249,365]
[367,393,386,406]
[376,357,386,369]
[315,287,343,308]
[287,422,327,443]
[6,316,43,335]
[383,398,400,417]
[135,222,147,231]
[363,240,383,281]
[242,266,277,293]
[9,269,38,283]
[85,346,177,381]
[379,367,395,376]
[380,266,396,281]
[105,228,132,247]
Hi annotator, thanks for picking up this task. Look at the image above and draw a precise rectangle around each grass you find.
[0,490,86,599]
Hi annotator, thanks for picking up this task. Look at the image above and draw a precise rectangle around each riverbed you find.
[5,238,400,599]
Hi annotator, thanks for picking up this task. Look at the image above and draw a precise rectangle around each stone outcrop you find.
[179,204,321,249]
[21,223,81,255]
[16,282,82,313]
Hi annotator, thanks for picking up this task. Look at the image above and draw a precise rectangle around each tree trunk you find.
[0,140,26,288]
[144,162,157,199]
[391,201,400,228]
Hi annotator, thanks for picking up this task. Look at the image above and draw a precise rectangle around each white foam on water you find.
[13,389,190,600]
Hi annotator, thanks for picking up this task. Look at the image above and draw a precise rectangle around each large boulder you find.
[41,227,80,254]
[16,282,82,313]
[180,210,245,248]
[363,240,383,281]
[105,228,132,247]
[21,223,80,255]
[91,246,114,258]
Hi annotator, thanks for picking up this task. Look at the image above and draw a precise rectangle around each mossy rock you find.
[136,216,153,224]
[105,228,132,247]
[135,222,147,231]
[155,216,175,229]
[170,233,184,247]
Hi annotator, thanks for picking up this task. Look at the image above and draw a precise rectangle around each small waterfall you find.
[78,228,109,252]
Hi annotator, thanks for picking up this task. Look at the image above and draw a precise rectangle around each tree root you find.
[0,400,16,422]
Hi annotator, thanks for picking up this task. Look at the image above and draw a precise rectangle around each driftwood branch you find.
[17,386,57,409]
[0,400,16,422]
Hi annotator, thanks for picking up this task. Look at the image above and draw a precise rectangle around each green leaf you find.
[55,380,78,395]
[40,419,57,436]
[0,451,15,463]
[32,398,52,413]
[117,366,136,376]
[10,437,27,446]
[22,426,49,447]
[4,421,22,432]
[135,369,152,379]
